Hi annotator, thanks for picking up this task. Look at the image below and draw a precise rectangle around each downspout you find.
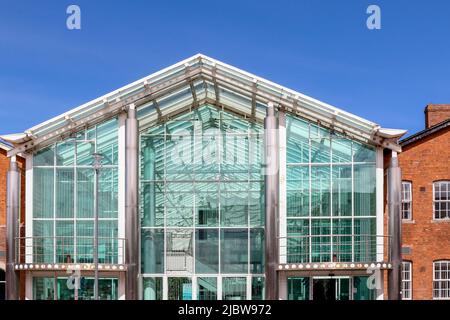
[387,151,402,300]
[125,104,139,300]
[264,102,279,300]
[6,156,20,300]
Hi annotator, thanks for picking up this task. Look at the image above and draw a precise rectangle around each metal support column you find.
[387,151,402,300]
[6,156,20,300]
[264,102,279,300]
[125,104,139,300]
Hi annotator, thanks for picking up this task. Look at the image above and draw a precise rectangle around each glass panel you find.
[353,276,376,300]
[34,146,54,166]
[222,277,246,300]
[251,277,264,300]
[332,219,352,262]
[98,168,118,219]
[197,277,217,300]
[166,229,194,273]
[353,142,376,163]
[250,228,264,273]
[142,182,164,227]
[287,166,309,217]
[141,135,165,181]
[311,138,331,163]
[56,168,74,218]
[76,141,95,166]
[195,183,219,227]
[77,169,94,218]
[221,183,248,227]
[33,277,55,300]
[311,166,331,217]
[99,220,118,264]
[311,219,331,262]
[141,229,164,274]
[168,277,192,300]
[332,139,352,163]
[332,166,352,216]
[33,168,54,218]
[56,141,75,166]
[221,229,248,273]
[287,219,309,263]
[143,277,163,300]
[195,229,219,274]
[57,278,75,300]
[287,277,310,300]
[166,183,194,227]
[56,221,74,263]
[354,164,376,216]
[33,220,54,263]
[249,181,264,227]
[354,218,376,262]
[287,117,309,164]
[96,119,118,165]
[76,221,93,263]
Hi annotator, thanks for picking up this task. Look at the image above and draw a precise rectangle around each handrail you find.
[278,234,391,264]
[15,236,126,265]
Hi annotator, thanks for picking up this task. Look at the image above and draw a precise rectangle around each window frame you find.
[401,261,412,300]
[433,181,450,220]
[433,260,450,300]
[401,181,413,221]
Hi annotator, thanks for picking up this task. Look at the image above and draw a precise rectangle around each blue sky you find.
[1,0,450,136]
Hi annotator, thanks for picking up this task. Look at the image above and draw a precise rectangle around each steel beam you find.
[6,157,20,300]
[264,102,279,300]
[125,104,139,300]
[387,151,402,300]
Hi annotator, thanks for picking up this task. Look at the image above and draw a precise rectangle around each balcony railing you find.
[279,234,391,264]
[16,236,126,265]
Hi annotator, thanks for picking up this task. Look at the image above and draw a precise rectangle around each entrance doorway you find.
[312,277,350,301]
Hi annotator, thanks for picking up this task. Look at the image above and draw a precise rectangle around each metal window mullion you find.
[74,142,78,263]
[163,126,167,275]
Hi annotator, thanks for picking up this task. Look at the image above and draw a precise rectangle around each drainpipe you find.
[125,104,139,300]
[264,102,279,300]
[6,156,20,300]
[387,151,402,300]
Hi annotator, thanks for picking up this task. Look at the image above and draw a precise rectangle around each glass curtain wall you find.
[140,105,265,299]
[32,118,119,264]
[286,115,376,264]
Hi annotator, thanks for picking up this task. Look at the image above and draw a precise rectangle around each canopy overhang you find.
[1,54,406,156]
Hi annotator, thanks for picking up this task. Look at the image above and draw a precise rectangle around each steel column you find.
[387,151,402,300]
[264,102,279,300]
[125,104,139,300]
[6,157,20,300]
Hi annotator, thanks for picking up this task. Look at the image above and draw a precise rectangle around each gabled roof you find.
[1,54,405,156]
[400,118,450,147]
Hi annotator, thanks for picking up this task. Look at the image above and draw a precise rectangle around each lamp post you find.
[92,152,104,300]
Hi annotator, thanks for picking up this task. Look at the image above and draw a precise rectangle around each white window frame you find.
[433,260,450,300]
[433,181,450,220]
[401,261,412,300]
[401,181,412,221]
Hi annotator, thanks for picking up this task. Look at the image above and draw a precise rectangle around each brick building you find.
[399,104,450,300]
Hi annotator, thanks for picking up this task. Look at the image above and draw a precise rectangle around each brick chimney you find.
[424,104,450,128]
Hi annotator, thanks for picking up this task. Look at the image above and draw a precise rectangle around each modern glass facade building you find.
[1,54,406,300]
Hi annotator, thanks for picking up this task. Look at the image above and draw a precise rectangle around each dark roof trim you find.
[400,118,450,147]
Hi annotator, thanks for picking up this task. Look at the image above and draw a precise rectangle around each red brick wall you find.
[399,126,450,300]
[425,104,450,128]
